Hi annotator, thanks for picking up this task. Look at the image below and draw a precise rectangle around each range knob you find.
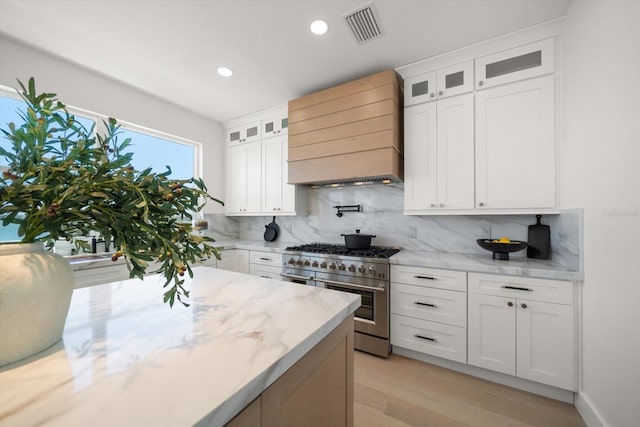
[328,262,336,270]
[296,259,303,266]
[320,262,328,269]
[288,258,296,265]
[348,264,356,272]
[358,265,366,274]
[312,261,319,268]
[338,263,346,271]
[304,259,311,266]
[368,266,376,275]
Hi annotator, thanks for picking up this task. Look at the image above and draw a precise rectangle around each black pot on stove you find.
[340,229,376,250]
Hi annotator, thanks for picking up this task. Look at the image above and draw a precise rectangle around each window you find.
[0,87,202,242]
[116,125,198,180]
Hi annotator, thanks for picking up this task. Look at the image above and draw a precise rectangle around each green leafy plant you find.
[0,78,223,307]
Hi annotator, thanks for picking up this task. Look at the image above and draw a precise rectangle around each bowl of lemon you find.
[476,237,528,260]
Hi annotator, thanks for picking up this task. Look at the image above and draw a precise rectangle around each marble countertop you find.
[390,250,583,281]
[66,239,582,281]
[0,267,360,426]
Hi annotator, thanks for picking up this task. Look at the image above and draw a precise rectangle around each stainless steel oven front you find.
[315,272,389,357]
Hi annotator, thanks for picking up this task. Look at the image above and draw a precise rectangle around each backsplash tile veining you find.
[206,185,582,271]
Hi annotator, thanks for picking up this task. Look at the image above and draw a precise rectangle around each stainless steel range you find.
[281,244,400,358]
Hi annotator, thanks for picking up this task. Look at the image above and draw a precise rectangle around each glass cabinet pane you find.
[486,51,542,79]
[412,80,429,97]
[281,118,288,129]
[247,126,258,138]
[265,122,274,133]
[230,131,240,142]
[445,71,464,89]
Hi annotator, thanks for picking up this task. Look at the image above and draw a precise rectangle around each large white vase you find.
[0,242,74,366]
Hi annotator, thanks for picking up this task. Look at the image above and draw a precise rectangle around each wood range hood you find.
[288,69,403,187]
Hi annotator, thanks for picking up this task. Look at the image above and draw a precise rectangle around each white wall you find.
[562,2,640,426]
[0,35,226,213]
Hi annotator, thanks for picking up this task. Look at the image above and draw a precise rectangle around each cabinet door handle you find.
[414,275,436,280]
[259,257,272,261]
[438,91,443,96]
[430,203,436,208]
[414,334,437,343]
[414,301,437,308]
[478,202,485,207]
[521,303,528,309]
[478,81,484,87]
[502,285,533,292]
[430,93,435,98]
[507,301,514,307]
[260,276,270,279]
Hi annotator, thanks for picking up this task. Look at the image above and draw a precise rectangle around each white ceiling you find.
[0,0,572,123]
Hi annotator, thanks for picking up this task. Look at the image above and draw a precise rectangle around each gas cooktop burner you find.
[284,244,400,259]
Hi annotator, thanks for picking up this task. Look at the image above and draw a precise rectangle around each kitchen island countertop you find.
[0,267,360,426]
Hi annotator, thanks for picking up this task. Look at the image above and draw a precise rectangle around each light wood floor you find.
[354,352,586,427]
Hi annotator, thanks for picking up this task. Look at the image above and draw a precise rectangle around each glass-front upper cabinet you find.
[475,38,555,89]
[404,61,473,106]
[262,112,288,138]
[226,121,261,146]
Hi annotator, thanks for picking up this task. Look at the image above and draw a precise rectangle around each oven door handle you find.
[280,273,315,281]
[318,278,386,293]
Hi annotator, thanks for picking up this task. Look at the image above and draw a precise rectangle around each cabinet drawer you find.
[73,263,129,289]
[391,283,466,327]
[391,265,466,291]
[391,315,466,363]
[249,251,283,268]
[468,273,573,305]
[250,264,282,280]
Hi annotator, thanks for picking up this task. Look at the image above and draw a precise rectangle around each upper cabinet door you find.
[404,102,437,212]
[475,75,556,210]
[435,61,474,99]
[227,121,261,145]
[475,38,555,90]
[404,71,437,106]
[263,112,289,138]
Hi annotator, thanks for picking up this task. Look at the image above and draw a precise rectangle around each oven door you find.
[315,273,388,339]
[280,268,316,286]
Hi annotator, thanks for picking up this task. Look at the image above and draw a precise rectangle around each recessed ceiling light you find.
[310,19,329,35]
[217,67,233,77]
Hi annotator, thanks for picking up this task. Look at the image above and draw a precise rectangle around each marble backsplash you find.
[204,184,582,271]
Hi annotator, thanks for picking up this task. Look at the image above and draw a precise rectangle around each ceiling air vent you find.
[343,2,384,44]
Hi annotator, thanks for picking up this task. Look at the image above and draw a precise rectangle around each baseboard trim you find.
[392,346,575,403]
[575,392,606,427]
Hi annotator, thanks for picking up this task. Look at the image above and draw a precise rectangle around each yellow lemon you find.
[492,237,512,243]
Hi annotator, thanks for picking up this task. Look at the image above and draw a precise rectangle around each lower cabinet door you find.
[468,293,516,375]
[516,299,575,390]
[390,314,466,363]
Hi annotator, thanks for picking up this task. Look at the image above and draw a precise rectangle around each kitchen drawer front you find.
[391,314,467,364]
[250,264,282,280]
[391,265,466,292]
[249,251,283,268]
[73,263,130,289]
[468,273,573,305]
[391,283,466,327]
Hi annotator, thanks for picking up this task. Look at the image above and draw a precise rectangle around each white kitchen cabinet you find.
[475,75,556,210]
[390,265,467,363]
[262,112,288,138]
[217,249,250,274]
[262,135,298,214]
[467,273,575,390]
[227,121,261,145]
[475,38,555,90]
[226,142,262,215]
[404,60,473,106]
[404,93,474,213]
[249,251,283,279]
[73,262,130,289]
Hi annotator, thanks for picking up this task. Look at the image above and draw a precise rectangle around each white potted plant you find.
[0,78,222,366]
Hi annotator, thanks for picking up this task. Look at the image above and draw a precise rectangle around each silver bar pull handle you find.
[414,301,437,308]
[502,285,533,292]
[414,334,437,343]
[319,278,386,293]
[259,257,272,261]
[279,273,314,281]
[414,275,436,280]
